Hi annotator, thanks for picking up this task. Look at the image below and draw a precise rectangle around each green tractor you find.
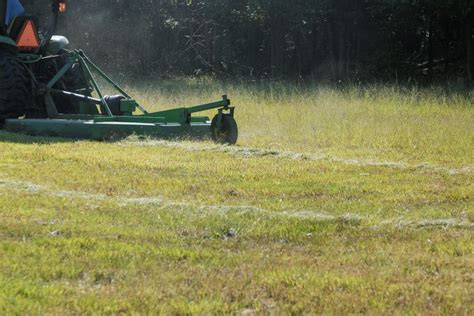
[0,0,238,144]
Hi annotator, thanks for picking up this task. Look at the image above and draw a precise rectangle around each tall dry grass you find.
[124,79,473,166]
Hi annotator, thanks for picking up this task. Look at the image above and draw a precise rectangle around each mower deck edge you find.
[4,119,212,141]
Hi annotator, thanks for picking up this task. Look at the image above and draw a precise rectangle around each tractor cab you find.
[0,0,67,53]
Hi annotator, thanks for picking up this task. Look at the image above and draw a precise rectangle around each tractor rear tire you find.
[0,48,30,127]
[211,114,238,145]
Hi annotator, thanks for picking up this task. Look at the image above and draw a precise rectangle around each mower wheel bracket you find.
[222,95,231,108]
[216,109,224,130]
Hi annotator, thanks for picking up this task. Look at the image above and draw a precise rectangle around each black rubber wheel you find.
[0,47,31,127]
[211,114,238,145]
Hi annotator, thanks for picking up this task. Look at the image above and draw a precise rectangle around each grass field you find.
[0,81,473,314]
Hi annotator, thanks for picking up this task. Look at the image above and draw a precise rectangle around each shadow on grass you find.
[0,130,196,145]
[0,130,82,145]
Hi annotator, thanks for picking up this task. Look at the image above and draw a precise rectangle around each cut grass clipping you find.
[0,82,473,314]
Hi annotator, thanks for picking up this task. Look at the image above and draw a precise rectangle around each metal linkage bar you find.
[78,51,149,115]
[77,53,114,117]
[50,89,102,104]
[186,95,231,114]
[46,55,76,89]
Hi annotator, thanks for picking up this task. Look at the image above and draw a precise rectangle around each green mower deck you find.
[4,118,213,141]
[1,1,237,144]
[1,48,238,144]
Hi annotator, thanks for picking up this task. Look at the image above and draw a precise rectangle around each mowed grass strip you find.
[0,133,472,221]
[0,84,473,313]
[0,188,473,314]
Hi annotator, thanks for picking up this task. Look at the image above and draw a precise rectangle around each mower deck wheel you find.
[211,114,238,145]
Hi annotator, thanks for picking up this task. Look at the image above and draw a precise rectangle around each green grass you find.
[132,80,473,166]
[0,82,473,314]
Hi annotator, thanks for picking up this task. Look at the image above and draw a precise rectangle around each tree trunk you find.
[466,8,473,86]
[440,12,449,80]
[337,20,346,80]
[327,19,337,79]
[427,15,436,81]
[310,20,319,76]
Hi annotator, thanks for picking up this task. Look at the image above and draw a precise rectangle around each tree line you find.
[57,0,474,84]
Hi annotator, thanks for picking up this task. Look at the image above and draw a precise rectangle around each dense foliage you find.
[57,0,473,83]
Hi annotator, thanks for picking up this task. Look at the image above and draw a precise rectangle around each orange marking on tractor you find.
[16,20,41,50]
